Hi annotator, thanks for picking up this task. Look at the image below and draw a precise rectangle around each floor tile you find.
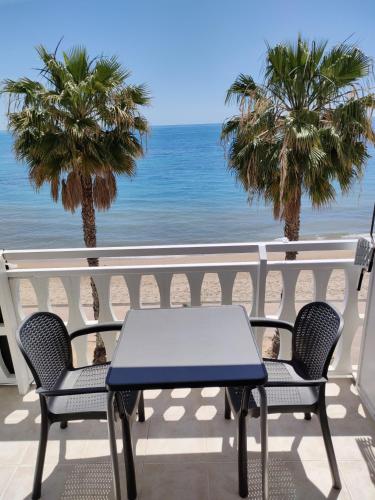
[207,459,351,500]
[144,416,209,463]
[139,462,208,500]
[0,466,16,497]
[1,380,375,499]
[340,458,375,500]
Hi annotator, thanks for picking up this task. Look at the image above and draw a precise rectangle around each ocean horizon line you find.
[0,122,224,133]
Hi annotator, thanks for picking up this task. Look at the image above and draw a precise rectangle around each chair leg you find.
[32,409,49,500]
[304,412,312,421]
[259,386,268,500]
[238,412,248,498]
[107,392,121,500]
[137,391,145,423]
[225,390,231,420]
[60,421,68,429]
[318,402,341,490]
[121,415,137,500]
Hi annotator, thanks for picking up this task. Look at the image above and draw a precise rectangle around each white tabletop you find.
[106,305,267,390]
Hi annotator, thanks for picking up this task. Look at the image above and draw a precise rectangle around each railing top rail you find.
[2,242,260,260]
[1,238,359,261]
[265,239,358,252]
[5,260,259,278]
[5,257,354,279]
[268,258,354,270]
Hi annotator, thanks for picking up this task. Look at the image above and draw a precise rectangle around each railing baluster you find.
[155,273,173,308]
[61,276,88,366]
[218,271,236,305]
[30,277,50,312]
[9,279,24,323]
[256,244,267,318]
[187,272,204,306]
[249,268,258,318]
[93,275,117,360]
[254,245,267,349]
[125,274,141,309]
[331,266,361,375]
[278,269,300,359]
[313,268,330,301]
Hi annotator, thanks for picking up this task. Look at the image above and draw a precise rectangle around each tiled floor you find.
[0,380,375,499]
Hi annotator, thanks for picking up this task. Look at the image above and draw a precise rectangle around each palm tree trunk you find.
[80,174,106,364]
[283,191,302,260]
[270,184,302,358]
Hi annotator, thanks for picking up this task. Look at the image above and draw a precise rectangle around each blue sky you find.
[0,0,374,128]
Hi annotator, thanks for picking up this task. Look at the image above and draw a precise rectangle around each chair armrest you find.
[36,386,107,397]
[249,318,294,333]
[70,322,123,341]
[265,377,327,388]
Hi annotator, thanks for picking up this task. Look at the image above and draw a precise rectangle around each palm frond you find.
[223,35,374,226]
[3,43,150,213]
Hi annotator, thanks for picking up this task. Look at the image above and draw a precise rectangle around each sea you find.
[0,124,374,250]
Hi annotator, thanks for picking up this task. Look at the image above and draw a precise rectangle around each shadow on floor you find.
[1,379,374,498]
[357,436,375,486]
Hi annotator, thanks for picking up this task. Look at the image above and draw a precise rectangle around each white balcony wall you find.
[0,240,367,394]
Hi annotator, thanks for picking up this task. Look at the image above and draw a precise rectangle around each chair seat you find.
[227,360,319,416]
[47,363,139,420]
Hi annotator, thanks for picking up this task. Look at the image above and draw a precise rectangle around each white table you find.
[106,305,268,499]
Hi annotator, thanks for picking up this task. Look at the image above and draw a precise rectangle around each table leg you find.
[258,386,268,500]
[107,391,122,500]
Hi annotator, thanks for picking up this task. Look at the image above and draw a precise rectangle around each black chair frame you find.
[225,301,344,498]
[16,312,145,500]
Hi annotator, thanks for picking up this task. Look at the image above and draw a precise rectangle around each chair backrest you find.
[16,312,73,389]
[292,301,343,379]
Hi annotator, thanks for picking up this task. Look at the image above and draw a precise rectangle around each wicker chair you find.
[16,312,145,500]
[225,301,344,498]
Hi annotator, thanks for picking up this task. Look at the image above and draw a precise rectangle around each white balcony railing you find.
[0,239,367,394]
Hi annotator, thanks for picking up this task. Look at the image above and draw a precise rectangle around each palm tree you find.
[222,36,375,260]
[3,45,150,362]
